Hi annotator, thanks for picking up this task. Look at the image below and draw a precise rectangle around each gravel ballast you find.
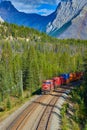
[50,90,70,130]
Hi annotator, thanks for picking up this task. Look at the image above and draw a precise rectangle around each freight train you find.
[41,72,83,94]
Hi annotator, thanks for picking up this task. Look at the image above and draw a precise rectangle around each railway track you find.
[36,96,58,130]
[6,95,48,130]
[36,88,66,130]
[6,87,71,130]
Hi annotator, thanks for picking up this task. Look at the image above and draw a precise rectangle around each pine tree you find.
[18,70,23,97]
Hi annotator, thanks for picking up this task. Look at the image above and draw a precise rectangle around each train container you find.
[76,72,81,80]
[53,77,62,89]
[61,73,70,84]
[66,79,70,84]
[42,80,54,94]
[73,72,77,81]
[76,72,83,80]
[61,74,69,79]
[60,76,65,85]
[69,73,74,82]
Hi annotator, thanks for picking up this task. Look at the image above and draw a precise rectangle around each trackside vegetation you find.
[0,22,87,123]
[61,51,87,130]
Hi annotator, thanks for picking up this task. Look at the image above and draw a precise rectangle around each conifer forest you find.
[0,22,87,129]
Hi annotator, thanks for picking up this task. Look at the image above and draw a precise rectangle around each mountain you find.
[0,0,87,39]
[0,1,56,32]
[47,0,87,32]
[47,0,87,39]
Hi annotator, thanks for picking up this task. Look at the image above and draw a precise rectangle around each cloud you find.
[10,0,58,5]
[37,9,54,16]
[4,0,61,15]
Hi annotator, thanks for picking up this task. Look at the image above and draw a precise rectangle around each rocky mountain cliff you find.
[0,0,87,39]
[58,5,87,39]
[47,0,87,39]
[47,0,87,32]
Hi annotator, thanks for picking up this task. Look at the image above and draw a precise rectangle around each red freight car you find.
[42,80,54,94]
[60,76,65,85]
[53,77,62,89]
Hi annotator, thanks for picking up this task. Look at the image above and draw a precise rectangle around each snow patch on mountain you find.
[0,16,4,22]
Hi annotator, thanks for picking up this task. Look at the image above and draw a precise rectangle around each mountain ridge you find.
[0,0,87,39]
[46,0,87,33]
[58,5,87,39]
[0,1,56,32]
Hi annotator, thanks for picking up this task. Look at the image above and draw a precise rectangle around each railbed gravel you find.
[50,90,70,130]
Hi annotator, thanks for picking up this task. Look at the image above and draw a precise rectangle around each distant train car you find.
[61,73,70,84]
[42,80,54,94]
[73,72,77,81]
[53,77,62,89]
[70,72,83,81]
[60,76,65,85]
[69,73,74,82]
[76,72,81,80]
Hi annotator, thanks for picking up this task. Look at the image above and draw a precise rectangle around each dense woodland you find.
[0,22,87,128]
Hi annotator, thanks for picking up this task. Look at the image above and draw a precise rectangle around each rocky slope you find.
[58,5,87,39]
[0,0,87,39]
[46,0,87,33]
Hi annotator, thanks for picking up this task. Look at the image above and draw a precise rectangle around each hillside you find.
[0,21,87,129]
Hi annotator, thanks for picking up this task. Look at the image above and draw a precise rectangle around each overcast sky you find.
[3,0,61,15]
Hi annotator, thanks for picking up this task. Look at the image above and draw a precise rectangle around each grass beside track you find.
[0,91,38,122]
